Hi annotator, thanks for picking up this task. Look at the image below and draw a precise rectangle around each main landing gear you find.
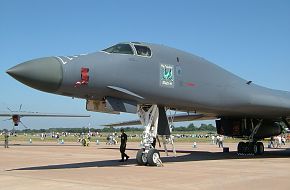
[237,141,264,155]
[237,119,264,155]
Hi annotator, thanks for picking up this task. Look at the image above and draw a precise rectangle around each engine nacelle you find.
[255,121,282,139]
[216,118,282,139]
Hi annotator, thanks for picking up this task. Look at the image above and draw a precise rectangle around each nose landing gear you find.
[137,148,162,166]
[135,105,166,167]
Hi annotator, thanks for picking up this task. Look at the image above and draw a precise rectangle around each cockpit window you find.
[134,45,151,57]
[102,44,134,55]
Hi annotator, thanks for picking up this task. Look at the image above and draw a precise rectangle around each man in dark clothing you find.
[119,129,129,162]
[4,132,9,148]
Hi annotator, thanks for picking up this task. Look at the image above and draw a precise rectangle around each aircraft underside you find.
[85,97,290,166]
[87,98,290,166]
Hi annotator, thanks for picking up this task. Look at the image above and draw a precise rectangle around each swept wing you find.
[103,113,216,127]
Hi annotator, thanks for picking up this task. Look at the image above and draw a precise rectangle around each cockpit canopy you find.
[102,42,152,57]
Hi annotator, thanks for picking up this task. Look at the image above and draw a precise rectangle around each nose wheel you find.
[147,149,161,166]
[136,148,147,165]
[237,142,264,155]
[136,148,161,166]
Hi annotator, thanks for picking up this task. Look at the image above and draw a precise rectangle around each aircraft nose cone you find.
[7,57,63,93]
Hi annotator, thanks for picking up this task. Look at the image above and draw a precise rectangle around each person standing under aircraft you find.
[282,136,286,145]
[276,135,282,148]
[4,131,9,148]
[216,135,220,146]
[218,135,224,148]
[269,136,275,148]
[119,129,129,162]
[211,135,215,145]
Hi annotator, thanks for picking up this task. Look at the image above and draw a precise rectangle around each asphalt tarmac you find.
[0,141,290,190]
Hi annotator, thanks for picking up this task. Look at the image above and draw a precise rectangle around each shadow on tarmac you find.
[7,147,290,171]
[0,143,81,147]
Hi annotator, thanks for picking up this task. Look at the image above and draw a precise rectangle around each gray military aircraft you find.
[6,42,290,166]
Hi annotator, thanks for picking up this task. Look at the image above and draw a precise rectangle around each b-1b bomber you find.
[7,42,290,166]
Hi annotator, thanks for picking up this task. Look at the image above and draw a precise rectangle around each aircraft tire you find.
[253,143,259,155]
[238,141,264,155]
[257,142,264,155]
[237,142,245,154]
[245,142,252,154]
[136,149,147,166]
[147,149,160,166]
[240,142,248,154]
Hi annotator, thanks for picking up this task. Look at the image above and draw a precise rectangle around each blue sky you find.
[1,0,290,129]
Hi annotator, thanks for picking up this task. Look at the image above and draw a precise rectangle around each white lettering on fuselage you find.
[55,56,67,64]
[55,54,88,65]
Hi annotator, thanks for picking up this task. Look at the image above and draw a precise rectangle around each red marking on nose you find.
[81,68,89,84]
[185,82,196,87]
[75,67,89,87]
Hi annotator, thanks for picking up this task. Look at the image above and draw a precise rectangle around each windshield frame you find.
[101,43,153,58]
[101,43,134,55]
[133,44,152,58]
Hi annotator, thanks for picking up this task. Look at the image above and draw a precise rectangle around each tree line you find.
[173,123,216,132]
[9,123,216,133]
